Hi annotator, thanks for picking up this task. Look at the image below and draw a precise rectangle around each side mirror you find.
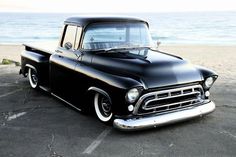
[64,42,72,50]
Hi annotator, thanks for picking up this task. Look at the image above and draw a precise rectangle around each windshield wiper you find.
[81,47,129,54]
[93,48,151,63]
[88,46,150,54]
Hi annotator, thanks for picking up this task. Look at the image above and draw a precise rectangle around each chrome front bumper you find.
[113,101,215,131]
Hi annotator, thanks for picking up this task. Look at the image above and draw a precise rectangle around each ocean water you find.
[0,12,236,45]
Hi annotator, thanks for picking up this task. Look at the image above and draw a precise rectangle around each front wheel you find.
[94,93,113,123]
[28,68,39,89]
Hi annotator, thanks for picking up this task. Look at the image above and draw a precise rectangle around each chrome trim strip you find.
[133,85,203,115]
[51,93,81,111]
[113,101,215,131]
[39,86,50,92]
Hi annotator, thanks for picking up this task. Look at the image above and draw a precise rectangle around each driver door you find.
[50,25,82,104]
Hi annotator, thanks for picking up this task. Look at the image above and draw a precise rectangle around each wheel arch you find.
[25,64,37,73]
[22,64,37,77]
[87,87,112,104]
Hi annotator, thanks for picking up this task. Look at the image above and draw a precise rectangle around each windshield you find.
[82,22,153,50]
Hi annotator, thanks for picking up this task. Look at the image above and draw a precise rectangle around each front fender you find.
[75,63,144,90]
[195,65,218,91]
[195,65,218,79]
[75,64,144,115]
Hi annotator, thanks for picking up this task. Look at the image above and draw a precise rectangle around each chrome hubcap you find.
[32,74,38,84]
[100,97,111,117]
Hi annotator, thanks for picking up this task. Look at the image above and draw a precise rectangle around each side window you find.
[62,25,82,50]
[62,25,77,49]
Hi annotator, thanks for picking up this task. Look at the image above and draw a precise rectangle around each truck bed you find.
[20,44,53,88]
[23,44,55,55]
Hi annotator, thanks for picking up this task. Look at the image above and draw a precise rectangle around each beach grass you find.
[1,58,20,66]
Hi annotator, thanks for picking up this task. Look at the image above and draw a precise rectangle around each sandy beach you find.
[160,45,236,85]
[0,43,235,85]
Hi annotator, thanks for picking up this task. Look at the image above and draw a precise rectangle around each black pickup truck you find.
[20,16,218,131]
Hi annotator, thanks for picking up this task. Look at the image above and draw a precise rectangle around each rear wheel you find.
[94,93,113,123]
[28,68,39,89]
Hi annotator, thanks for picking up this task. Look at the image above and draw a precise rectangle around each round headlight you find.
[204,77,214,88]
[126,88,140,103]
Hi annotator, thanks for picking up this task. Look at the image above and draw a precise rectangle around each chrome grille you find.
[133,85,204,115]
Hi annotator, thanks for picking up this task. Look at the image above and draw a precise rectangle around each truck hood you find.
[91,49,202,89]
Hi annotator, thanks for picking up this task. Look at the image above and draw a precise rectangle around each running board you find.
[51,93,81,111]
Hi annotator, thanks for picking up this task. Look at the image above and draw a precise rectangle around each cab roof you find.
[64,15,149,27]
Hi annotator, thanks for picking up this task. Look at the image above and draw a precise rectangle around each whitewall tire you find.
[28,68,38,89]
[94,93,113,123]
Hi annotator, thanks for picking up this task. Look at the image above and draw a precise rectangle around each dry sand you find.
[0,43,235,85]
[160,45,236,85]
[0,44,24,63]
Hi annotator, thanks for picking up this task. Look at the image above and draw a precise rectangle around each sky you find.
[0,0,236,13]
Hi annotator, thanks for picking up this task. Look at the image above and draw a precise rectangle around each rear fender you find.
[25,64,37,72]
